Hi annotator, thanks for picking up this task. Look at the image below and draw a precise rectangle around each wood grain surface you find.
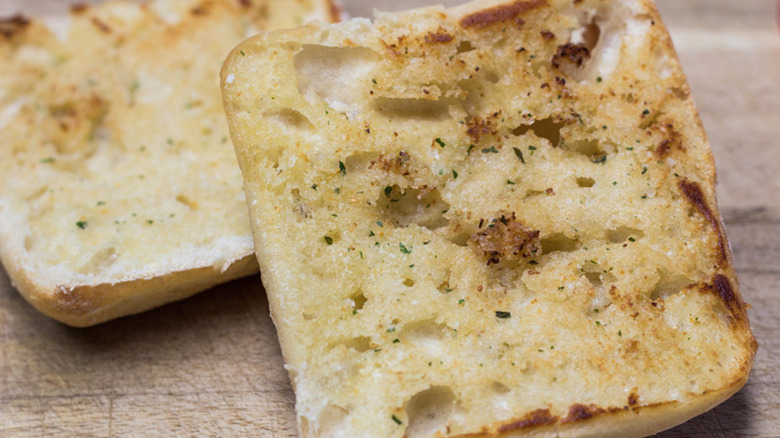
[1,0,778,436]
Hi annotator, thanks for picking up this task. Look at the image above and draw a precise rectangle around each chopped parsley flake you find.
[467,145,475,154]
[40,157,55,163]
[240,50,246,56]
[628,237,636,242]
[458,299,465,305]
[513,147,525,163]
[435,138,445,148]
[393,338,400,343]
[384,186,392,197]
[324,236,334,245]
[399,243,411,254]
[338,161,346,176]
[495,311,511,319]
[76,221,88,229]
[376,221,383,227]
[482,146,499,153]
[391,415,402,425]
[452,170,458,179]
[642,109,650,115]
[311,184,318,190]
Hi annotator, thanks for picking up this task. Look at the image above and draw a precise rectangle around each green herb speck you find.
[513,147,525,163]
[391,415,402,425]
[338,161,346,176]
[495,311,511,319]
[435,138,445,148]
[76,221,88,230]
[482,146,499,153]
[324,236,334,245]
[399,243,411,254]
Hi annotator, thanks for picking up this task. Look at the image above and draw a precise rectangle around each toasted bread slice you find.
[222,0,757,436]
[0,0,341,327]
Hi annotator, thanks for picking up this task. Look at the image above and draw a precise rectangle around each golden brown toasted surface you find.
[0,0,338,326]
[222,0,756,436]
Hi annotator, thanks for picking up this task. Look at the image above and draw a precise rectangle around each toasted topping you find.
[470,212,540,265]
[459,0,547,29]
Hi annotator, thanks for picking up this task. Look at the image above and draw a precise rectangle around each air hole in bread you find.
[446,231,471,247]
[650,270,694,301]
[294,45,379,117]
[400,320,449,354]
[175,194,198,210]
[302,312,316,321]
[290,189,312,219]
[403,278,415,287]
[491,381,511,394]
[456,40,475,54]
[576,177,596,187]
[323,231,341,246]
[584,271,603,288]
[378,186,450,230]
[77,245,117,274]
[24,236,34,252]
[525,189,546,198]
[483,70,500,84]
[437,273,453,294]
[372,97,451,122]
[404,386,458,438]
[511,117,563,147]
[540,233,579,253]
[316,403,349,436]
[606,226,644,243]
[263,109,314,131]
[329,336,372,352]
[640,111,666,131]
[457,78,486,116]
[349,290,367,311]
[562,139,609,163]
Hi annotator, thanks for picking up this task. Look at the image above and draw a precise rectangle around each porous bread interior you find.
[222,0,756,436]
[0,0,337,326]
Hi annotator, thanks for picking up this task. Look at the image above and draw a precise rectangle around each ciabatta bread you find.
[222,0,757,436]
[0,0,341,326]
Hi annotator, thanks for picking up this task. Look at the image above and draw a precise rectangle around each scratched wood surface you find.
[1,0,778,436]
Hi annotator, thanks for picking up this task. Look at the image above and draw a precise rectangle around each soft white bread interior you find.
[222,0,757,436]
[0,0,341,326]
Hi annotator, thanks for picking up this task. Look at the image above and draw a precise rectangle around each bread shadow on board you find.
[3,265,281,358]
[655,387,752,437]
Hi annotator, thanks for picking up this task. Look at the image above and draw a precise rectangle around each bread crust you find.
[223,0,756,436]
[0,0,339,326]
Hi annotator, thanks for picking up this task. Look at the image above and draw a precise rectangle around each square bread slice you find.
[222,0,757,436]
[0,0,341,326]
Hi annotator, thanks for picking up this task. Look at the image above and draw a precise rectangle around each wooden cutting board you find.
[2,0,778,436]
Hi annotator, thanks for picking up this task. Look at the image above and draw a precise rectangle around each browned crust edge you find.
[325,0,346,23]
[2,250,258,327]
[459,0,547,29]
[452,373,750,437]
